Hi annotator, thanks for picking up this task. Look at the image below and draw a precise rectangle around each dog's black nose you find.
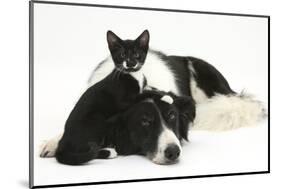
[164,144,180,161]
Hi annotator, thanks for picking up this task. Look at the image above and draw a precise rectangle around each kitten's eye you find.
[134,53,140,58]
[120,52,125,58]
[168,112,176,121]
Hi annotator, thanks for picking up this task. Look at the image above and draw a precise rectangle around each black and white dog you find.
[40,30,266,163]
[56,90,194,165]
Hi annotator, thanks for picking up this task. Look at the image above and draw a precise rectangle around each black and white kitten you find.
[89,30,180,95]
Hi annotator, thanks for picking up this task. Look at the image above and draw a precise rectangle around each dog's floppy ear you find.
[174,96,196,141]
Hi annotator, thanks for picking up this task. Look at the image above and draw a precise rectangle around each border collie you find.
[55,90,195,165]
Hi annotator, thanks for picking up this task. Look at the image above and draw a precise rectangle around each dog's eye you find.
[168,112,176,121]
[134,53,140,58]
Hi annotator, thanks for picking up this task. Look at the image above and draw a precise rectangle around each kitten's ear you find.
[136,30,150,48]
[107,30,121,48]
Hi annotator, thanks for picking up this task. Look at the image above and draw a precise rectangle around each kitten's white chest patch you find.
[130,71,145,93]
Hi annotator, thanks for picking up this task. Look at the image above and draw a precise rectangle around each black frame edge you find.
[32,171,269,189]
[29,1,34,188]
[267,16,270,173]
[31,0,270,18]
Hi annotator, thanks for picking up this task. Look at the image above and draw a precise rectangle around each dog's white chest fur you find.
[132,52,180,95]
[89,51,180,95]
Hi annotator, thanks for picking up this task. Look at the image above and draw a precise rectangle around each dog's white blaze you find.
[137,51,180,95]
[192,93,267,131]
[39,134,62,157]
[188,62,208,104]
[88,51,180,95]
[152,125,181,164]
[101,148,118,159]
[161,95,174,104]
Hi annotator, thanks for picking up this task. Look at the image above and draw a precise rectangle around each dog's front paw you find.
[39,136,61,158]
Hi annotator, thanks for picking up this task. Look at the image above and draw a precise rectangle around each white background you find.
[0,0,278,189]
[32,1,268,187]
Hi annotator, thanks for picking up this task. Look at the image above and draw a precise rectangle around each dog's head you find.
[123,93,195,165]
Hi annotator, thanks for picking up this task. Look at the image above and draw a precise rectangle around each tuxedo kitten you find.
[107,30,149,73]
[89,30,180,95]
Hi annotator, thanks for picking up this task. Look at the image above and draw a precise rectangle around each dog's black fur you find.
[170,55,235,97]
[55,69,195,165]
[140,50,235,97]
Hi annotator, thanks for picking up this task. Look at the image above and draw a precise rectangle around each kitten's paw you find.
[98,148,118,159]
[39,139,58,158]
[105,148,118,159]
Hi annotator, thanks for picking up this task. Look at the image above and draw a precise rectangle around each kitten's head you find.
[106,30,150,73]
